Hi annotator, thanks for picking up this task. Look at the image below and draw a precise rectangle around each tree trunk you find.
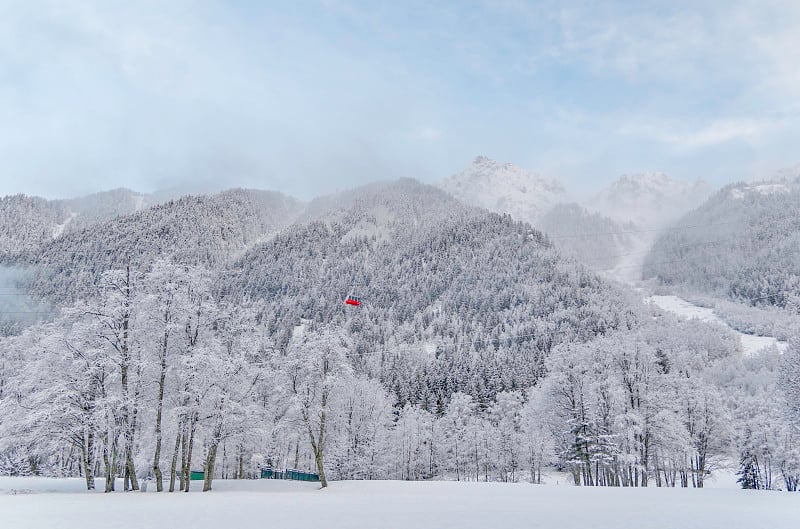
[454,437,460,482]
[183,413,198,492]
[169,428,181,492]
[238,445,244,480]
[103,442,117,493]
[180,432,188,491]
[119,262,139,492]
[126,450,139,491]
[82,430,95,491]
[314,448,327,488]
[203,419,223,492]
[153,331,168,492]
[474,437,479,482]
[695,453,705,488]
[203,443,219,492]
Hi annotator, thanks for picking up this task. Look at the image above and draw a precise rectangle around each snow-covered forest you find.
[0,178,798,494]
[644,178,800,310]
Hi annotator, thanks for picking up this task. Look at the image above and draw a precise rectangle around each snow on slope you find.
[2,478,799,529]
[729,182,792,200]
[647,295,788,355]
[50,212,76,239]
[603,232,654,285]
[588,172,710,227]
[438,156,566,223]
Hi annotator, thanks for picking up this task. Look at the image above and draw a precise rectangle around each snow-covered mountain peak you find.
[437,156,566,223]
[587,172,710,227]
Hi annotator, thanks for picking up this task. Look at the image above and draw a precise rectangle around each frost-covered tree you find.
[284,324,352,488]
[780,338,800,430]
[328,377,394,480]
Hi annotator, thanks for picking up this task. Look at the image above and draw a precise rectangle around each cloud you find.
[416,127,443,141]
[0,0,799,198]
[0,0,452,198]
[620,117,777,151]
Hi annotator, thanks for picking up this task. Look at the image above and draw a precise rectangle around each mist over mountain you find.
[537,203,636,271]
[587,173,711,228]
[435,158,711,280]
[438,156,567,225]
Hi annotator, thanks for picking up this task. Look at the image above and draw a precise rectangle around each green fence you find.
[260,468,320,482]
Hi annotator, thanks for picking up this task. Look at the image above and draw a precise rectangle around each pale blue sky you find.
[1,0,798,199]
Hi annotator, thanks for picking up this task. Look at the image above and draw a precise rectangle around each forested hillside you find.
[0,189,161,256]
[5,189,301,302]
[0,195,69,254]
[224,179,634,406]
[643,179,800,309]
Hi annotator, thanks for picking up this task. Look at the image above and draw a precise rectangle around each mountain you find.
[643,178,800,308]
[0,195,70,255]
[436,158,653,281]
[5,177,640,401]
[587,172,711,227]
[0,188,174,257]
[9,189,302,302]
[0,178,756,490]
[437,156,566,224]
[222,178,637,406]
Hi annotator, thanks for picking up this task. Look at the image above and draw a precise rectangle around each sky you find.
[1,0,799,200]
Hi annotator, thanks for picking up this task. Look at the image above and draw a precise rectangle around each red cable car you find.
[344,294,361,307]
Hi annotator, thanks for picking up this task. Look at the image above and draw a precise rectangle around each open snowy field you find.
[646,295,788,355]
[1,477,798,529]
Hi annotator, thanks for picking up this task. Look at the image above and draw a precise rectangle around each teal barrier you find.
[260,468,320,482]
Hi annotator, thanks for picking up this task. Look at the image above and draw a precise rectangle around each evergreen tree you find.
[737,444,762,490]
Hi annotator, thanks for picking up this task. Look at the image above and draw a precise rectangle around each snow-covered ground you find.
[51,212,76,239]
[1,477,798,529]
[647,295,788,355]
[604,232,655,285]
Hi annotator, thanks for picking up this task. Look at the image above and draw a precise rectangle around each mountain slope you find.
[0,195,70,255]
[438,156,566,224]
[11,189,302,302]
[643,178,800,308]
[0,188,175,256]
[223,179,637,406]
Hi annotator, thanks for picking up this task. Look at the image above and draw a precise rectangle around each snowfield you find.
[647,295,788,355]
[1,477,799,529]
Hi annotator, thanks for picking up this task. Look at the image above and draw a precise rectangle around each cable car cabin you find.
[345,295,361,307]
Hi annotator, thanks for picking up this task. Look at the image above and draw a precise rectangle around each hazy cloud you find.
[0,0,798,199]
